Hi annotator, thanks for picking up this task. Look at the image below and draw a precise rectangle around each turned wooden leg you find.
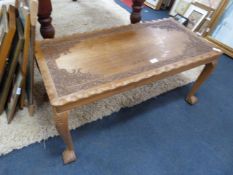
[53,109,76,164]
[186,60,218,105]
[130,0,145,24]
[38,0,55,38]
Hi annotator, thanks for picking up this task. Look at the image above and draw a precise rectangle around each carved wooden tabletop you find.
[36,19,220,107]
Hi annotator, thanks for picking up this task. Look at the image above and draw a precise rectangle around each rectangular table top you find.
[36,18,221,107]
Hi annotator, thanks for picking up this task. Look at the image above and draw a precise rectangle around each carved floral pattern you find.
[40,19,214,97]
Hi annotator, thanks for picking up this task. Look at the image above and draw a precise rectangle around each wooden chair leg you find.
[53,109,77,164]
[130,0,145,24]
[186,60,218,105]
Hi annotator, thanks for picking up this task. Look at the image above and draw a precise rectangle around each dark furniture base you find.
[38,0,145,38]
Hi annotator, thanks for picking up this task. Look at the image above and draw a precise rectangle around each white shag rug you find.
[0,0,202,156]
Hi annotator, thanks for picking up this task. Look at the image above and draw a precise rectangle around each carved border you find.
[52,51,220,106]
[35,18,222,107]
[40,18,215,97]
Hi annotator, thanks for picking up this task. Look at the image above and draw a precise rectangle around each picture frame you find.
[194,0,221,9]
[145,0,163,10]
[195,18,209,36]
[18,2,31,108]
[173,14,189,26]
[161,0,174,9]
[26,0,38,116]
[191,2,215,35]
[206,0,233,58]
[6,69,23,124]
[169,0,192,16]
[0,5,16,85]
[183,3,210,31]
[0,5,8,45]
[0,19,24,114]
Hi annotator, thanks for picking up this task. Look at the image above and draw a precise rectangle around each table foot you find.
[28,104,36,116]
[39,21,55,39]
[186,95,198,105]
[62,149,77,164]
[186,60,218,105]
[53,109,77,164]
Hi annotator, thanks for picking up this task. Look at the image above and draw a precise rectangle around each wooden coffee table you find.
[35,18,222,164]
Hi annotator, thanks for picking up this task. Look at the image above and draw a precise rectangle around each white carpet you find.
[0,0,202,156]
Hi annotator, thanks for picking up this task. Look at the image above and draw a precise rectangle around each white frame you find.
[194,0,221,9]
[145,0,163,10]
[184,3,209,31]
[169,0,192,16]
[207,0,233,58]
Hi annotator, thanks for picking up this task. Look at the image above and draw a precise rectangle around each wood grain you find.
[26,0,39,115]
[0,19,24,114]
[19,7,31,108]
[0,5,16,84]
[36,19,222,107]
[53,108,76,164]
[186,60,218,105]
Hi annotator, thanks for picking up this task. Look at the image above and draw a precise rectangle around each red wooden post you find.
[130,0,145,24]
[38,0,55,38]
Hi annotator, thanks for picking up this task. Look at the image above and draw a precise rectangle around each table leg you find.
[186,60,218,105]
[130,0,145,24]
[53,109,77,164]
[38,0,55,38]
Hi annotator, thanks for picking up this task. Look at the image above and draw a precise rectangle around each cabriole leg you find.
[186,60,218,105]
[53,109,76,164]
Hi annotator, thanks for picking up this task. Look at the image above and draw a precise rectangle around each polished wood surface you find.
[37,0,145,38]
[35,19,222,164]
[37,19,220,106]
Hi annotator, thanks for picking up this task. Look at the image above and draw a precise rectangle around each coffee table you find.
[35,18,222,164]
